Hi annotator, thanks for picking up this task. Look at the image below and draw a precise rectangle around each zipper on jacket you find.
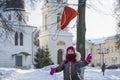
[69,62,72,80]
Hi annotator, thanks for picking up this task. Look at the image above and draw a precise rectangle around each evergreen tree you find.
[34,48,53,68]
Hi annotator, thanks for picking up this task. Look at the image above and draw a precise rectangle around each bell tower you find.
[2,0,29,25]
[40,0,73,64]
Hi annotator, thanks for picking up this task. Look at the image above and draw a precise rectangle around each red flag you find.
[61,6,79,30]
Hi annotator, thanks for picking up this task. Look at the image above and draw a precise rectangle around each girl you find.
[50,46,92,80]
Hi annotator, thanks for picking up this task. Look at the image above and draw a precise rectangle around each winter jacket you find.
[54,60,88,80]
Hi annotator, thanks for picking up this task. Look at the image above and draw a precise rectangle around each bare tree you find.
[0,0,41,40]
[114,0,120,48]
[34,29,40,47]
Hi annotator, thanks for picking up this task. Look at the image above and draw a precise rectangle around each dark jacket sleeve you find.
[54,61,65,73]
[78,60,89,67]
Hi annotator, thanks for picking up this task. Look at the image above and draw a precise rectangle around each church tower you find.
[0,0,34,68]
[3,0,29,25]
[40,0,73,64]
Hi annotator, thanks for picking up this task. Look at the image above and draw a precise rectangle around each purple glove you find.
[86,53,92,63]
[50,67,55,75]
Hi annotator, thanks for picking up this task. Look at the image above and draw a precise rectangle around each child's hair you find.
[76,52,81,61]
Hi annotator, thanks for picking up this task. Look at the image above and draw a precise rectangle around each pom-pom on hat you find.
[65,46,76,63]
[76,52,81,61]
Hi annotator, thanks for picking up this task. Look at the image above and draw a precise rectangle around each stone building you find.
[86,35,120,67]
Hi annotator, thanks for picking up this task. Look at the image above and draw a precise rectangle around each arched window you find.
[18,15,22,21]
[57,13,61,29]
[57,0,62,3]
[8,14,11,20]
[57,40,65,45]
[46,0,48,3]
[57,49,63,64]
[15,32,18,45]
[20,32,23,46]
[44,14,47,30]
[26,16,29,22]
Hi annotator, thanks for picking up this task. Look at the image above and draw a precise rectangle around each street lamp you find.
[97,48,109,66]
[97,48,109,76]
[97,49,102,66]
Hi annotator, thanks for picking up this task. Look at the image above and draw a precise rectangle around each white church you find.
[0,0,74,68]
[39,0,73,64]
[0,0,35,68]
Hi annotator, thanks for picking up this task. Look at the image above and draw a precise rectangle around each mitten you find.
[85,53,92,63]
[50,67,55,75]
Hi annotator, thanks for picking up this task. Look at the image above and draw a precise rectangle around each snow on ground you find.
[0,65,120,80]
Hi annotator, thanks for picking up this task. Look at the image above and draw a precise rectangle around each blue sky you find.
[29,0,116,39]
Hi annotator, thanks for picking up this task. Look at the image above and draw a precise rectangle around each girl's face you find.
[68,49,74,54]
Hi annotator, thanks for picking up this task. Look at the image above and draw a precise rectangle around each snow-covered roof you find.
[86,34,120,45]
[86,37,107,45]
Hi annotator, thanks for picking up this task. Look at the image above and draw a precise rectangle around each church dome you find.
[5,0,25,11]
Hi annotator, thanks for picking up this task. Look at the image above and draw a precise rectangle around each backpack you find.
[75,61,81,75]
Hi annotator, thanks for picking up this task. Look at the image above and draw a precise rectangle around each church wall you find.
[0,26,33,67]
[40,0,74,64]
[48,33,73,64]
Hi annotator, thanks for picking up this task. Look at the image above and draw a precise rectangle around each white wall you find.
[0,26,33,67]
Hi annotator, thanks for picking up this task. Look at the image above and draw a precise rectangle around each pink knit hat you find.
[65,46,76,63]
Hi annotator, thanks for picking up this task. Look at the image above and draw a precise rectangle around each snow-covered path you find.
[85,67,120,80]
[0,66,120,80]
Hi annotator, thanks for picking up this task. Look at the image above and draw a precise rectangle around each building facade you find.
[39,0,73,64]
[86,35,120,67]
[0,0,35,68]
